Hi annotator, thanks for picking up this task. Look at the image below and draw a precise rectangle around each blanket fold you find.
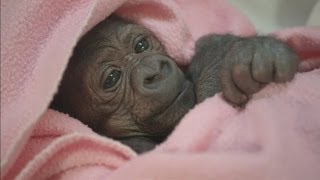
[1,0,320,179]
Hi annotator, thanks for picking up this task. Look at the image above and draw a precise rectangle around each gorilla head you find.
[51,16,195,141]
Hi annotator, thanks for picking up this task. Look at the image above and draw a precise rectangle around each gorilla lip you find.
[154,80,193,118]
[141,79,195,136]
[176,80,192,101]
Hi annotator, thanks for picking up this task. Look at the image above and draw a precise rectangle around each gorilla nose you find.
[133,55,172,91]
[143,61,169,85]
[141,57,170,87]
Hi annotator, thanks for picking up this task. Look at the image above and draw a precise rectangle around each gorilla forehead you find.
[73,18,153,65]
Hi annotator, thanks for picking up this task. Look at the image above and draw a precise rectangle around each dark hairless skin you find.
[51,16,298,153]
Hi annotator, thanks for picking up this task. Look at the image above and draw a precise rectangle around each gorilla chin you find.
[138,79,195,136]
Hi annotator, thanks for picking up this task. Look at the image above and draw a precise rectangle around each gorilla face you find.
[52,16,196,139]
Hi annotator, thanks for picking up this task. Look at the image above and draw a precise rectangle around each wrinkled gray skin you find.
[51,16,298,153]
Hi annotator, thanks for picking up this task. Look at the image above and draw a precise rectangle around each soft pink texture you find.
[1,0,319,179]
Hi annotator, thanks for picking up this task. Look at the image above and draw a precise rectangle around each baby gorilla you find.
[51,16,298,153]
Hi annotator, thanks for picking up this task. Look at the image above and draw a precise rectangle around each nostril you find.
[160,61,170,75]
[144,73,160,84]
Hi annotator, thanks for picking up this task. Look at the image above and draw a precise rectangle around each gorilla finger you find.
[232,63,262,95]
[227,41,261,95]
[274,48,299,82]
[222,81,249,106]
[220,64,248,106]
[251,49,274,83]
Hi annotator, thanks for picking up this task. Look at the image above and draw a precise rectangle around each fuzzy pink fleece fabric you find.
[1,0,320,179]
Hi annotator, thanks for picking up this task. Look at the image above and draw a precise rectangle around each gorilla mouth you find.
[156,80,190,115]
[148,80,195,133]
[172,81,191,104]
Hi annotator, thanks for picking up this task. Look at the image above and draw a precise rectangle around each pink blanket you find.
[1,0,320,179]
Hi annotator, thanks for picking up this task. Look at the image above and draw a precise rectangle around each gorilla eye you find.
[103,70,122,89]
[134,38,149,53]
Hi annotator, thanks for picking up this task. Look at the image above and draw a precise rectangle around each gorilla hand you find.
[188,34,299,106]
[220,36,299,106]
